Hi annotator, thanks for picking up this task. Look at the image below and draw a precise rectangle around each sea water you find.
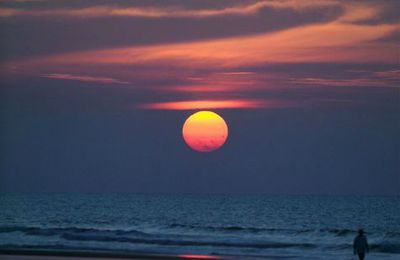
[0,193,399,259]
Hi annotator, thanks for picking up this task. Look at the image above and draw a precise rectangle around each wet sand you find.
[0,249,227,260]
[0,255,226,260]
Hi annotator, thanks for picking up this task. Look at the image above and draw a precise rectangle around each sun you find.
[182,111,228,152]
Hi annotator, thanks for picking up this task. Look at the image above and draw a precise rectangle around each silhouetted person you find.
[353,229,369,260]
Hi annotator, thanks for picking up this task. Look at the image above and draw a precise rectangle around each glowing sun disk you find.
[182,111,228,152]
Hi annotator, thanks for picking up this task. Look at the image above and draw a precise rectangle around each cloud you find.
[289,77,393,87]
[169,71,273,93]
[137,99,289,110]
[288,67,400,88]
[15,20,399,70]
[0,7,20,17]
[0,0,340,18]
[42,73,129,85]
[2,1,398,111]
[338,2,382,23]
[5,1,397,72]
[374,69,400,80]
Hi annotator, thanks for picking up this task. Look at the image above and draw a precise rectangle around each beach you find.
[0,255,202,260]
[1,194,399,260]
[0,250,228,260]
[0,255,225,260]
[0,256,224,260]
[0,255,147,260]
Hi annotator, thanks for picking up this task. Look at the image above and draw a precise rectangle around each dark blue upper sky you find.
[0,0,399,194]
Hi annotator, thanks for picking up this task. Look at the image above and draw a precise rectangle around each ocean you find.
[0,193,399,259]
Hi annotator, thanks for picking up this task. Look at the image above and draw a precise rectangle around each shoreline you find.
[0,249,234,260]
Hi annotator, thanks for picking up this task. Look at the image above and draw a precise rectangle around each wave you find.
[3,241,399,255]
[320,242,400,254]
[168,223,274,233]
[374,243,400,254]
[374,232,400,254]
[0,224,359,239]
[0,225,316,250]
[1,226,399,255]
[319,228,353,236]
[4,229,318,250]
[0,226,149,238]
[2,225,398,253]
[0,225,318,250]
[168,223,310,234]
[168,224,354,236]
[384,231,400,238]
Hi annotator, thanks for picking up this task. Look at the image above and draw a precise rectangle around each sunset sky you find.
[0,0,399,194]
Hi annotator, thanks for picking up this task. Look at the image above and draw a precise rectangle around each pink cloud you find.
[137,99,291,110]
[2,0,397,108]
[0,0,340,18]
[15,20,398,72]
[374,70,400,80]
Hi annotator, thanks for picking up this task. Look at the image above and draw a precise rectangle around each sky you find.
[0,0,399,194]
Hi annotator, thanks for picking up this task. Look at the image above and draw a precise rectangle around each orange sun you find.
[182,111,228,152]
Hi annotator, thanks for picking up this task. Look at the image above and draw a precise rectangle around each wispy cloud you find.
[169,71,272,93]
[2,1,398,110]
[337,2,382,23]
[137,99,289,110]
[42,73,129,84]
[289,77,392,87]
[374,69,400,80]
[17,21,398,70]
[0,0,340,18]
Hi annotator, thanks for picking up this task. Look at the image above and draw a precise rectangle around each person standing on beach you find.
[353,229,369,260]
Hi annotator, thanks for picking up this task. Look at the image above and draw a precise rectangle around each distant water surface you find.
[0,194,399,259]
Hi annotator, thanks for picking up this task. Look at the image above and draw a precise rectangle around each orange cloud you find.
[338,2,381,23]
[3,1,398,96]
[0,0,339,18]
[13,4,398,71]
[0,8,20,17]
[137,99,290,110]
